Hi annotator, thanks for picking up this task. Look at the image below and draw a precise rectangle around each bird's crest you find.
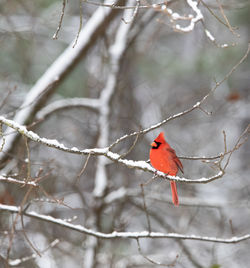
[155,132,166,144]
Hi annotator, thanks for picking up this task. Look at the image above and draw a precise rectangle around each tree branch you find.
[0,0,124,162]
[0,115,224,184]
[1,204,249,244]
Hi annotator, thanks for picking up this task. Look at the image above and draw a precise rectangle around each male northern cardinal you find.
[150,132,183,206]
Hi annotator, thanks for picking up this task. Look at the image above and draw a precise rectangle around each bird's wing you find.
[174,155,184,174]
[166,148,184,174]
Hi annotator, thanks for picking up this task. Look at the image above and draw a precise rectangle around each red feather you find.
[150,132,183,206]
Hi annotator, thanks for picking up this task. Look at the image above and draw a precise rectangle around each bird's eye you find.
[152,141,161,149]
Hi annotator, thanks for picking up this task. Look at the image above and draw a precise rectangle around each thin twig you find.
[53,0,67,39]
[73,0,84,48]
[82,0,170,10]
[24,137,31,183]
[20,211,41,257]
[198,105,212,116]
[203,23,236,48]
[109,42,250,149]
[7,185,37,262]
[39,185,73,210]
[223,124,250,171]
[216,0,240,37]
[0,123,5,152]
[200,0,232,29]
[140,184,151,233]
[8,239,59,266]
[75,153,91,183]
[130,198,208,268]
[136,238,179,266]
[118,132,140,159]
[0,86,17,110]
[122,0,140,24]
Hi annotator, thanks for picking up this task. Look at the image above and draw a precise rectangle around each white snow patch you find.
[205,29,215,41]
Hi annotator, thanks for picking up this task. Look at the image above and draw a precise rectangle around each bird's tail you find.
[170,181,179,206]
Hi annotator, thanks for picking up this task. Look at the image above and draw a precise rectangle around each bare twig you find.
[6,185,37,261]
[140,184,151,233]
[200,0,238,33]
[24,137,31,183]
[39,185,73,210]
[53,0,67,39]
[75,153,92,183]
[8,239,59,266]
[130,198,208,268]
[82,0,171,10]
[109,42,250,149]
[223,124,250,171]
[73,0,84,48]
[0,123,5,152]
[20,212,41,257]
[203,25,235,48]
[223,130,227,154]
[0,86,17,110]
[118,132,140,159]
[198,105,212,116]
[122,0,140,24]
[216,0,240,37]
[136,238,179,266]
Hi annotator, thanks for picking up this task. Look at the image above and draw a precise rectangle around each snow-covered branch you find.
[36,98,100,120]
[93,0,135,197]
[176,0,203,32]
[109,42,250,149]
[7,239,59,266]
[83,0,174,10]
[0,204,249,244]
[0,175,38,187]
[0,115,225,184]
[0,0,122,161]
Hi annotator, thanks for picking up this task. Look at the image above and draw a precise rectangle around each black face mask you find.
[151,141,161,149]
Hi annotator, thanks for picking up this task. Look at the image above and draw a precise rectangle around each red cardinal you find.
[150,132,183,206]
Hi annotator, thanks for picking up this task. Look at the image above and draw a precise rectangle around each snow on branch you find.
[0,42,249,185]
[3,115,249,184]
[8,239,59,266]
[0,115,225,184]
[108,43,250,149]
[83,0,204,34]
[175,0,203,32]
[0,175,38,187]
[0,204,249,244]
[152,0,203,33]
[83,0,174,10]
[36,98,100,120]
[93,1,135,197]
[0,0,122,161]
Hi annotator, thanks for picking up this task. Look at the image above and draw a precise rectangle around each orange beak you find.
[151,141,157,147]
